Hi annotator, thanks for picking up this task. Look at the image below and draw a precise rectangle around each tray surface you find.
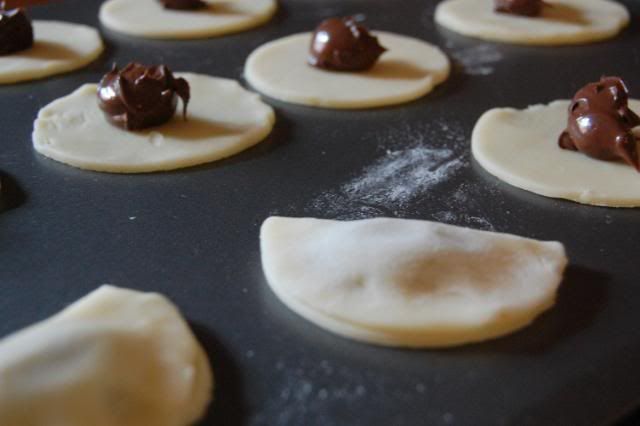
[1,1,639,425]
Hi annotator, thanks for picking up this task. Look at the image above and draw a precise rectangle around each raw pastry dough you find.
[0,21,103,84]
[244,32,450,109]
[0,286,212,426]
[33,73,275,173]
[435,0,629,46]
[260,216,567,348]
[99,0,277,39]
[472,100,640,207]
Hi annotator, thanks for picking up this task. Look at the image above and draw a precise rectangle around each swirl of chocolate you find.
[0,4,34,56]
[97,63,190,131]
[158,0,206,11]
[495,0,544,17]
[308,16,386,72]
[558,77,640,171]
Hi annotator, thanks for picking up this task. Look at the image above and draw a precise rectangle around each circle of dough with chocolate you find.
[0,21,103,84]
[435,0,629,46]
[33,73,275,173]
[99,0,277,39]
[472,100,640,207]
[244,32,450,109]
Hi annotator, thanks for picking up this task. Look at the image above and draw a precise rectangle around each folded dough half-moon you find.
[0,285,212,426]
[261,217,567,348]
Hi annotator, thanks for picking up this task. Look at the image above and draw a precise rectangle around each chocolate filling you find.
[97,63,190,131]
[559,77,640,171]
[158,0,206,11]
[495,0,544,17]
[308,16,386,72]
[0,3,33,56]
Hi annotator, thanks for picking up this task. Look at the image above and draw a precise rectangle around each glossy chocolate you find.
[97,63,190,131]
[308,16,386,72]
[495,0,544,17]
[158,0,206,11]
[559,77,640,171]
[0,3,33,56]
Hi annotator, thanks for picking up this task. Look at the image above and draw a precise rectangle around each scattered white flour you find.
[446,42,502,76]
[432,211,495,231]
[251,359,372,426]
[273,121,497,230]
[306,122,467,219]
[431,182,498,231]
[251,358,459,426]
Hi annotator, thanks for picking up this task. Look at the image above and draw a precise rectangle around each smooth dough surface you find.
[472,100,640,207]
[0,21,103,84]
[434,0,629,45]
[99,0,277,39]
[261,217,567,348]
[244,32,450,109]
[33,73,275,173]
[0,285,212,426]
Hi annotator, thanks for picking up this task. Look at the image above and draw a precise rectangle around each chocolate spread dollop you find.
[97,63,190,131]
[0,3,33,56]
[158,0,205,11]
[308,16,386,72]
[559,77,640,171]
[495,0,544,17]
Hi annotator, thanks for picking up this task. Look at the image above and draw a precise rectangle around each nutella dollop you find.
[0,4,33,56]
[559,77,640,171]
[97,63,190,131]
[495,0,544,17]
[158,0,205,11]
[308,16,386,72]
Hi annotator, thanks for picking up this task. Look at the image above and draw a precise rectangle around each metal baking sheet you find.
[1,0,639,424]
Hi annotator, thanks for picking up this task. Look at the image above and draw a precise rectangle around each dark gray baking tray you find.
[1,0,639,425]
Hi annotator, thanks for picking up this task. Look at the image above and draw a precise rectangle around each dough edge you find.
[434,0,630,46]
[472,100,640,207]
[260,216,568,348]
[0,285,214,426]
[0,21,104,85]
[244,32,451,109]
[32,73,276,173]
[99,0,278,39]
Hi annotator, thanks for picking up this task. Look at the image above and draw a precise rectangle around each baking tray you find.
[1,0,640,425]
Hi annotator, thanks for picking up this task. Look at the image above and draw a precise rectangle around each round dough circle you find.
[0,21,103,85]
[99,0,277,40]
[244,32,450,109]
[472,100,640,207]
[33,73,275,173]
[434,0,629,46]
[261,217,567,348]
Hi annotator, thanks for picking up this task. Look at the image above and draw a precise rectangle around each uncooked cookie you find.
[33,73,275,173]
[0,21,103,84]
[260,216,567,348]
[0,285,212,426]
[99,0,277,39]
[472,100,640,207]
[435,0,629,46]
[244,32,450,109]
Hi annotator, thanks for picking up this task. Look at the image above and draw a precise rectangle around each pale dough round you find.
[244,32,451,109]
[33,73,275,173]
[0,286,212,426]
[0,21,103,85]
[472,100,640,207]
[260,217,567,348]
[434,0,629,46]
[99,0,277,39]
